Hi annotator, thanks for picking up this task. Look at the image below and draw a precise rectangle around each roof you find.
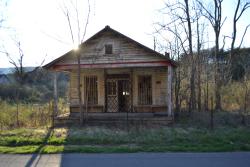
[43,25,177,70]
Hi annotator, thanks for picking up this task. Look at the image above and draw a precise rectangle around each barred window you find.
[84,76,98,105]
[138,75,152,105]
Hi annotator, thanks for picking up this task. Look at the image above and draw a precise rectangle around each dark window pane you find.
[105,44,113,54]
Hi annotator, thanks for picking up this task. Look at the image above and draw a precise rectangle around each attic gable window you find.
[105,44,113,54]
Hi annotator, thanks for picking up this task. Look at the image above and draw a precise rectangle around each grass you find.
[0,126,250,153]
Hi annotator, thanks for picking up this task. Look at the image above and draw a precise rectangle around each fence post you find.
[210,96,214,130]
[53,73,58,127]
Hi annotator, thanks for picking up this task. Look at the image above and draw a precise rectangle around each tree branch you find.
[66,9,75,44]
[236,2,250,22]
[239,24,250,48]
[197,0,215,25]
[81,0,90,42]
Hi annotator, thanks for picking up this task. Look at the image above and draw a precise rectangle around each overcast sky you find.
[0,0,249,68]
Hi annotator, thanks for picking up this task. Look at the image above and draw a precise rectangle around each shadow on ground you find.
[24,127,54,167]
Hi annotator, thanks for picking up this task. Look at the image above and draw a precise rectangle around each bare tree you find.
[230,0,250,79]
[155,0,199,113]
[166,26,183,115]
[3,39,46,127]
[4,41,26,127]
[61,0,91,125]
[194,6,206,112]
[183,0,197,113]
[173,36,182,114]
[6,42,26,83]
[198,0,226,111]
[231,0,250,50]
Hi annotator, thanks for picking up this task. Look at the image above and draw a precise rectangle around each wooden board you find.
[54,30,170,69]
[69,67,168,112]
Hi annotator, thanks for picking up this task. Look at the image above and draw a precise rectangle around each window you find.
[84,76,98,105]
[138,75,152,105]
[107,80,117,96]
[105,44,113,54]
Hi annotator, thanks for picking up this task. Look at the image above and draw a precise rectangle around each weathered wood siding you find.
[56,31,168,66]
[70,67,168,113]
[70,69,105,106]
[132,67,168,106]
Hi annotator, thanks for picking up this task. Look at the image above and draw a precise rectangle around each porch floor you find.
[54,112,173,127]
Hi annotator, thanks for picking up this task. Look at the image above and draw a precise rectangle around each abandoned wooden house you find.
[44,26,177,125]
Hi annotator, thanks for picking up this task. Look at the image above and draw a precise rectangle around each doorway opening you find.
[106,74,131,112]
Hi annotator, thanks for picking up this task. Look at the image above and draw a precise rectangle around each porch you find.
[52,66,174,126]
[68,67,172,115]
[54,111,173,127]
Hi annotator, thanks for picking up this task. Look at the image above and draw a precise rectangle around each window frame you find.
[84,75,98,105]
[105,44,113,54]
[137,75,152,105]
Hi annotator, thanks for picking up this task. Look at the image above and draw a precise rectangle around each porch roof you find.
[51,60,173,71]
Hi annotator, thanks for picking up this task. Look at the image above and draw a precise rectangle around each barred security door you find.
[106,75,131,112]
[107,79,118,112]
[118,80,131,112]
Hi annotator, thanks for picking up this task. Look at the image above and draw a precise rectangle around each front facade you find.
[44,26,176,117]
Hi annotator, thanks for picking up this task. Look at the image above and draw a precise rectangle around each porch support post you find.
[53,72,58,122]
[104,69,107,112]
[167,65,173,117]
[77,52,84,125]
[130,68,133,112]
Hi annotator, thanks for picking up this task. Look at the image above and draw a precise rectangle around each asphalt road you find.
[0,152,250,167]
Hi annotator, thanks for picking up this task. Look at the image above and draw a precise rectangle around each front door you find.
[106,75,131,112]
[118,80,130,112]
[107,79,118,112]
